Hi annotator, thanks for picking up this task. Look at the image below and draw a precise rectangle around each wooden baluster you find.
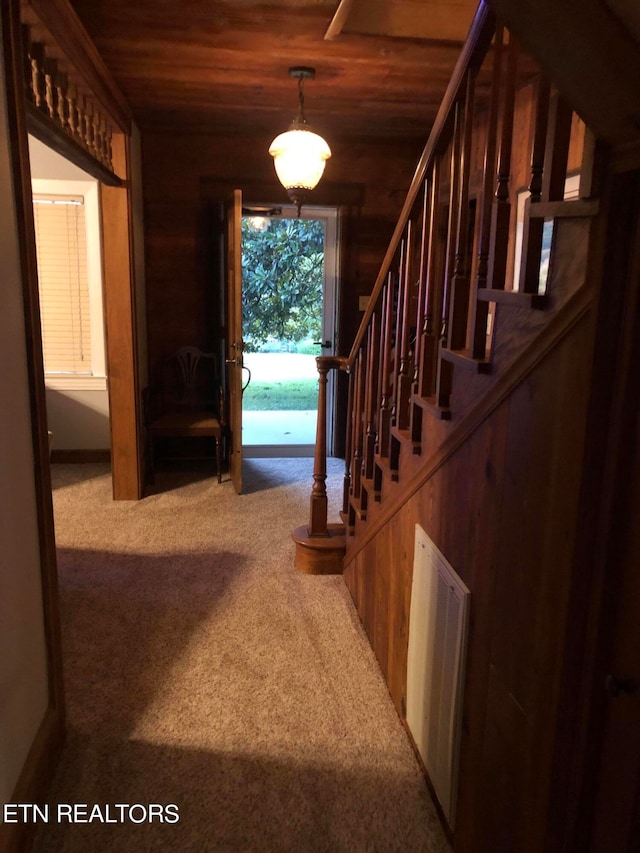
[396,221,414,430]
[409,184,430,444]
[416,158,442,397]
[375,283,388,444]
[89,105,98,157]
[541,92,573,202]
[390,240,406,428]
[363,311,379,480]
[441,101,463,345]
[67,82,78,139]
[309,357,333,536]
[348,354,360,499]
[578,127,599,200]
[469,26,504,357]
[22,26,34,103]
[529,79,551,205]
[83,98,94,154]
[342,366,354,517]
[351,348,365,500]
[519,88,572,295]
[105,124,113,171]
[96,114,105,163]
[487,33,519,290]
[412,179,430,392]
[448,68,476,352]
[435,96,464,408]
[77,95,87,151]
[518,75,551,293]
[30,42,46,112]
[378,272,395,457]
[43,57,58,121]
[99,115,109,165]
[92,111,102,159]
[56,71,69,131]
[360,324,372,483]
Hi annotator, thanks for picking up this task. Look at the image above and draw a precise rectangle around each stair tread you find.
[410,394,452,420]
[390,425,422,454]
[361,474,381,495]
[374,453,399,482]
[477,287,548,309]
[349,493,367,521]
[439,346,492,373]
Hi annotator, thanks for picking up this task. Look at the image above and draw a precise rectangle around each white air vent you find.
[406,524,470,828]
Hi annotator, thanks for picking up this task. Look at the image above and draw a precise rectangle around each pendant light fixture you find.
[269,67,331,215]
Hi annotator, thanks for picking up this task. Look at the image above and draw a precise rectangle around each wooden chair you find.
[143,346,226,484]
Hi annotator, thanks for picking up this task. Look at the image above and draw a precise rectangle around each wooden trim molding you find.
[101,133,143,500]
[25,101,122,186]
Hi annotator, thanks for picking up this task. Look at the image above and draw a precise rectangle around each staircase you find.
[293,2,611,849]
[296,1,599,571]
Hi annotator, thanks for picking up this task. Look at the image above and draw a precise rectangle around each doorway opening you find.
[27,135,111,470]
[241,205,338,458]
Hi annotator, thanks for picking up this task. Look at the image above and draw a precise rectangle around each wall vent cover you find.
[406,524,470,828]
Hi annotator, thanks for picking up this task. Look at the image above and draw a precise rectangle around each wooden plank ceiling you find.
[67,0,479,143]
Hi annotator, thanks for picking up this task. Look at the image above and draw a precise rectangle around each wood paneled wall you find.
[344,304,597,852]
[341,71,595,853]
[140,131,424,370]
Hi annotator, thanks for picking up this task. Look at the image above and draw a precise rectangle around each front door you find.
[241,205,338,456]
[225,189,243,494]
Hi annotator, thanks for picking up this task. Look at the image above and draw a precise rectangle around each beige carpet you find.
[32,459,450,852]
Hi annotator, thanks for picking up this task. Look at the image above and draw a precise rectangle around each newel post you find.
[291,356,347,574]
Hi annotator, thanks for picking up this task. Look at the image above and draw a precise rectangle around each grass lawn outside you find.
[243,378,318,411]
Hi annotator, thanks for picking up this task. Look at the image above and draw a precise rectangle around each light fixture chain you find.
[297,75,305,123]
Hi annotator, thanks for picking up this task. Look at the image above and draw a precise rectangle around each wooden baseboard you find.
[50,449,111,464]
[0,705,65,853]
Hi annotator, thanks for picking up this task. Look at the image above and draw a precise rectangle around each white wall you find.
[29,135,111,450]
[0,43,50,802]
[45,387,111,449]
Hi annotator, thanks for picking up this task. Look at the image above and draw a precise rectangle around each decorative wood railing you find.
[293,0,599,573]
[19,0,129,185]
[23,31,114,170]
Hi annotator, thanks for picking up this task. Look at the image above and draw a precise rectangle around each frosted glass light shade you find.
[269,127,331,191]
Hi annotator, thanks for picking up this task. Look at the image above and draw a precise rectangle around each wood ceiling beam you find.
[325,0,356,40]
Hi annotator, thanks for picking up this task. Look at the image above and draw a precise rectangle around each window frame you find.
[31,178,107,391]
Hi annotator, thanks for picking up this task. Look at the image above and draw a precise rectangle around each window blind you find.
[32,194,91,374]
